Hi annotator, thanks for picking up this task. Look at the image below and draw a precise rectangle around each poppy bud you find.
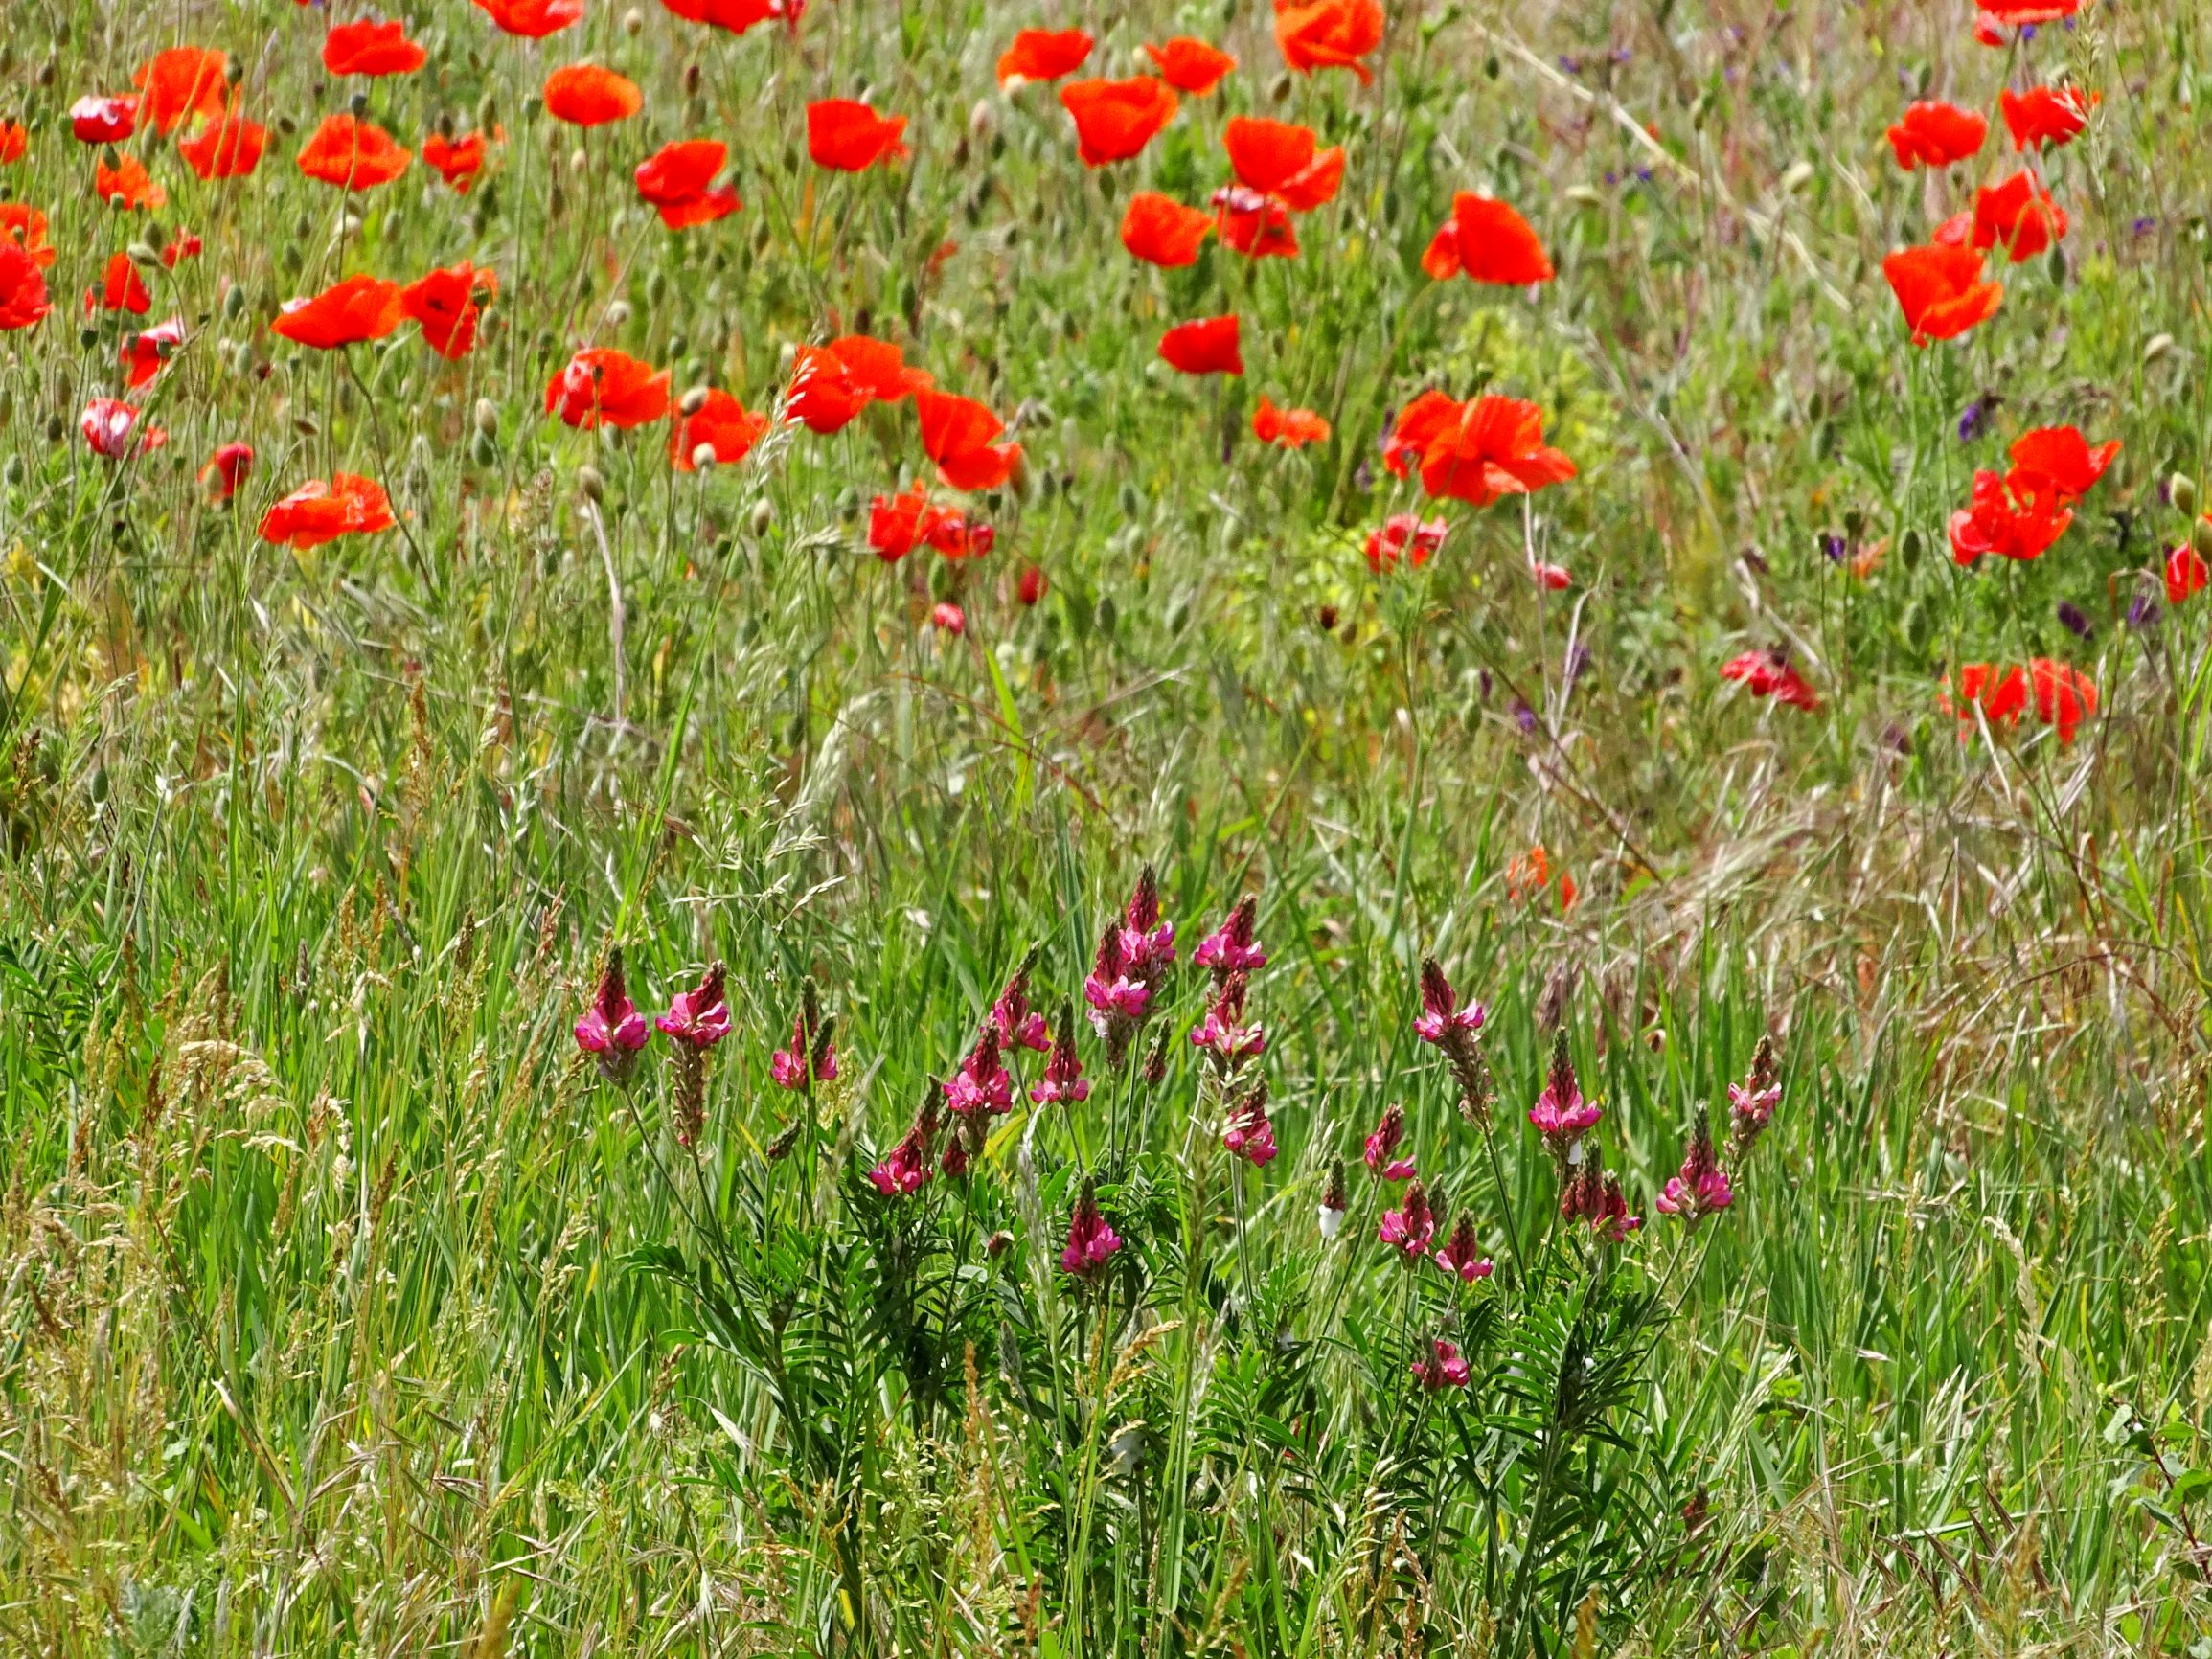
[2145,333,2176,366]
[577,465,604,504]
[987,1229,1014,1259]
[44,413,64,443]
[2194,518,2212,561]
[477,93,498,133]
[349,90,369,118]
[690,443,718,471]
[680,385,710,417]
[126,241,160,268]
[223,283,247,319]
[78,326,98,349]
[568,147,588,175]
[623,5,644,30]
[474,398,499,438]
[969,98,995,140]
[1267,72,1292,103]
[2170,473,2197,518]
[1018,564,1046,606]
[749,497,774,536]
[605,300,632,330]
[683,61,703,96]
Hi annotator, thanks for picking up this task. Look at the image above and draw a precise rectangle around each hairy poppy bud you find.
[1267,71,1292,103]
[576,465,604,503]
[2145,333,2176,366]
[749,497,774,536]
[690,443,718,471]
[623,6,644,30]
[2194,518,2212,561]
[349,90,369,118]
[477,92,498,133]
[126,240,160,268]
[605,299,632,330]
[223,283,247,319]
[680,385,710,417]
[2170,473,2198,518]
[473,398,499,438]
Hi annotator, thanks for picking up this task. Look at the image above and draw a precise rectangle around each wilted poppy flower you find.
[0,242,51,330]
[1973,169,2066,262]
[923,504,992,558]
[1387,393,1576,508]
[544,64,642,127]
[1274,0,1383,83]
[635,139,741,227]
[1145,37,1236,95]
[672,388,766,469]
[546,347,671,428]
[787,335,929,433]
[1212,186,1298,258]
[1882,243,2002,344]
[2007,425,2117,508]
[473,0,584,36]
[806,100,908,170]
[272,273,405,350]
[84,252,152,316]
[1885,101,1987,170]
[422,131,487,192]
[931,601,967,635]
[1223,116,1344,211]
[134,47,228,137]
[0,205,53,267]
[200,442,253,501]
[260,472,395,548]
[2168,544,2208,604]
[1720,648,1819,711]
[1159,313,1243,375]
[325,19,427,76]
[399,262,495,359]
[80,398,164,459]
[1365,512,1446,573]
[1253,396,1330,448]
[1949,468,2070,564]
[297,114,413,189]
[916,387,1022,490]
[0,123,21,164]
[2029,657,2096,743]
[1422,192,1554,284]
[1121,192,1213,266]
[96,155,166,210]
[2002,84,2094,151]
[179,113,267,180]
[998,28,1092,88]
[1942,663,2028,730]
[1059,77,1178,167]
[121,317,186,388]
[70,95,140,145]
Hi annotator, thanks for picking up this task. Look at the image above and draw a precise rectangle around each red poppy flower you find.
[1720,649,1820,712]
[2168,544,2208,604]
[134,48,228,137]
[1212,187,1298,258]
[70,95,140,145]
[545,347,671,429]
[297,114,413,189]
[1121,192,1213,266]
[272,274,404,350]
[998,29,1093,88]
[1159,314,1243,375]
[400,263,495,359]
[1222,117,1344,211]
[2001,84,2094,151]
[1530,560,1571,590]
[84,252,151,316]
[786,335,930,434]
[672,389,767,469]
[1976,0,2076,23]
[916,388,1022,491]
[1421,193,1554,284]
[923,504,992,558]
[0,241,50,330]
[806,100,908,170]
[201,442,254,502]
[260,473,396,548]
[635,139,741,227]
[1885,101,1987,170]
[324,19,429,77]
[179,113,267,179]
[932,602,966,635]
[1948,468,2070,564]
[422,132,487,192]
[1972,169,2066,262]
[162,233,202,266]
[1364,513,1448,573]
[1399,395,1576,508]
[95,155,167,210]
[1145,37,1236,95]
[1944,663,2028,730]
[2029,657,2096,743]
[1252,396,1330,448]
[1059,78,1178,167]
[661,0,789,31]
[1273,0,1382,83]
[867,489,927,560]
[80,398,164,459]
[2007,425,2118,508]
[544,64,643,127]
[1018,564,1047,604]
[473,0,584,37]
[121,317,186,388]
[1881,244,2002,344]
[0,122,27,164]
[0,205,52,268]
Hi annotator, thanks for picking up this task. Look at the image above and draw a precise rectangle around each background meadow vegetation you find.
[6,0,2212,1651]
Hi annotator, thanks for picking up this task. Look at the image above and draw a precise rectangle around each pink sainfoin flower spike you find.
[1364,1102,1415,1181]
[1655,1111,1735,1227]
[1030,1000,1091,1105]
[991,949,1052,1053]
[1222,1080,1278,1167]
[1379,1177,1435,1259]
[769,989,837,1090]
[1728,1034,1781,1155]
[1562,1148,1641,1244]
[1061,1178,1123,1277]
[945,1024,1015,1116]
[1528,1028,1600,1160]
[1189,969,1265,1066]
[1432,1212,1493,1284]
[869,1097,941,1197]
[1414,958,1485,1045]
[659,962,731,1048]
[574,947,651,1082]
[1193,894,1266,979]
[1318,1156,1349,1239]
[1120,865,1177,986]
[1411,1337,1471,1391]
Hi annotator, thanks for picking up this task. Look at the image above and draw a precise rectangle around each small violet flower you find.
[991,954,1051,1054]
[1189,970,1265,1066]
[1029,999,1091,1106]
[1414,958,1485,1046]
[658,962,731,1050]
[1727,1034,1782,1155]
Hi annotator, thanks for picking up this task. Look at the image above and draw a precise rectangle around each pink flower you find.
[657,963,731,1049]
[1655,1113,1735,1226]
[574,948,651,1081]
[1119,866,1177,985]
[1222,1083,1277,1166]
[1728,1034,1781,1154]
[768,998,837,1089]
[940,1131,971,1178]
[1083,924,1151,1024]
[80,398,163,458]
[1410,1337,1471,1391]
[1529,560,1572,590]
[1085,875,1174,1068]
[1432,1213,1493,1284]
[1189,970,1265,1065]
[1528,1030,1600,1156]
[1030,1001,1091,1105]
[1364,512,1448,574]
[1561,1153,1640,1244]
[1193,893,1266,977]
[945,1024,1015,1116]
[1378,1178,1434,1258]
[1061,1179,1123,1277]
[1413,959,1484,1046]
[991,958,1052,1053]
[1364,1102,1415,1181]
[869,1103,939,1197]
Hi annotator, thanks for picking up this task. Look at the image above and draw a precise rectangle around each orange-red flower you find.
[1948,468,2070,564]
[121,317,186,388]
[2029,657,2096,743]
[2168,544,2208,604]
[1943,663,2028,730]
[272,274,405,350]
[869,490,993,559]
[1222,116,1344,211]
[201,443,254,502]
[0,122,26,164]
[1159,314,1243,375]
[400,263,495,359]
[1252,396,1330,448]
[422,131,487,192]
[998,29,1093,88]
[1881,244,2001,344]
[2001,84,2094,150]
[260,473,396,549]
[786,335,931,434]
[660,0,786,33]
[1212,187,1297,259]
[916,388,1022,491]
[2007,424,2118,508]
[545,347,671,428]
[1121,192,1213,266]
[1145,37,1236,95]
[1059,78,1177,167]
[324,19,428,77]
[0,241,50,330]
[1885,101,1987,170]
[179,113,267,179]
[1976,0,2076,24]
[544,64,643,127]
[84,252,151,315]
[1384,392,1576,508]
[297,114,413,189]
[96,155,167,210]
[635,139,741,227]
[134,47,228,137]
[807,100,908,170]
[1273,0,1382,83]
[473,0,584,36]
[1364,513,1448,573]
[1421,193,1554,284]
[672,389,767,469]
[1972,169,2065,262]
[0,205,53,268]
[1720,649,1820,711]
[70,95,139,145]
